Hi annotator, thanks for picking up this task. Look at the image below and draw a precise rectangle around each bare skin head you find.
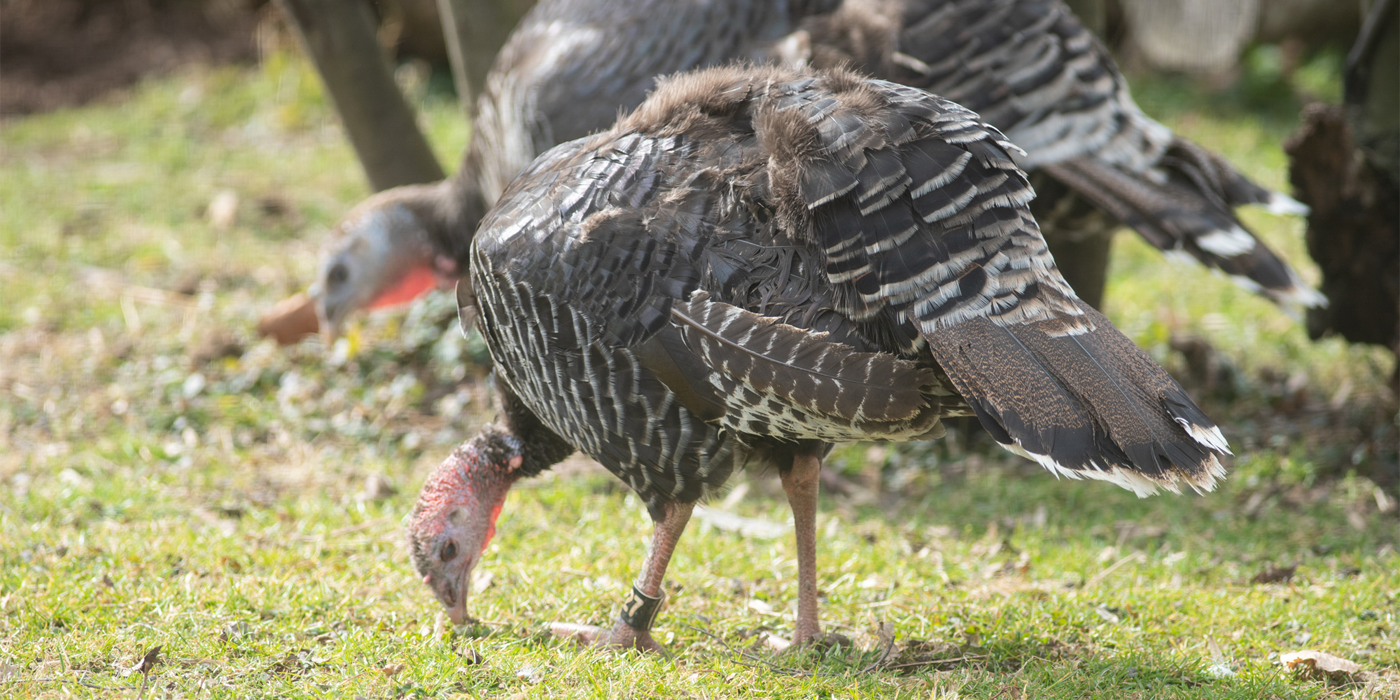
[407,426,524,624]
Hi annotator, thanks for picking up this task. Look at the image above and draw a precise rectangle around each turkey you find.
[311,0,841,336]
[408,65,1230,651]
[311,0,1320,337]
[793,0,1325,309]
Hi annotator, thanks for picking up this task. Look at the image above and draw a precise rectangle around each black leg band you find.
[618,584,665,631]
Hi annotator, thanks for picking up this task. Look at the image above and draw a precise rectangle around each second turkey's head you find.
[407,426,524,624]
[312,182,465,338]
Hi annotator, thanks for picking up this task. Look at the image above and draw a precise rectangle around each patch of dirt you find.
[0,0,265,117]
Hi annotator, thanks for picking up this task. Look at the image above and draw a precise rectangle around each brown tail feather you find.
[926,302,1228,496]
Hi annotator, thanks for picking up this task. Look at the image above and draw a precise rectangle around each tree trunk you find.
[1287,0,1399,366]
[436,0,510,114]
[1062,0,1106,37]
[278,0,445,192]
[1036,0,1113,311]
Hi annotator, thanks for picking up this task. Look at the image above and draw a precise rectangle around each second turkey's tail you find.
[925,301,1230,497]
[1043,137,1325,309]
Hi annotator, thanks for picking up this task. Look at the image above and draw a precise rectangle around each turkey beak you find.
[447,573,471,625]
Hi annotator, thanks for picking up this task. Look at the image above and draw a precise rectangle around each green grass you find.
[1,51,1397,699]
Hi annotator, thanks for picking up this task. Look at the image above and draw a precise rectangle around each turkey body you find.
[798,0,1323,308]
[459,65,1229,646]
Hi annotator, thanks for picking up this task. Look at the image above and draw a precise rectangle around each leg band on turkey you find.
[409,65,1229,653]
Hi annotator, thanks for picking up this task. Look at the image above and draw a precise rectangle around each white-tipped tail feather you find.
[1196,226,1258,258]
[1002,439,1227,498]
[1263,191,1311,217]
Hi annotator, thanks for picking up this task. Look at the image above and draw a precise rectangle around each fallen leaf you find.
[1250,564,1297,584]
[1281,650,1362,682]
[875,621,895,649]
[471,568,494,593]
[1205,662,1236,678]
[459,646,484,665]
[693,505,789,539]
[207,190,239,230]
[124,645,161,677]
[516,664,546,683]
[747,599,774,615]
[1094,606,1121,624]
[357,473,397,502]
[270,649,320,676]
[890,640,965,670]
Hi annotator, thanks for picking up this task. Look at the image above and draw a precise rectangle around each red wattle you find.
[483,503,503,553]
[369,264,438,309]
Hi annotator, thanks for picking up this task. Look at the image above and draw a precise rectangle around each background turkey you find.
[795,0,1323,310]
[304,0,841,338]
[409,65,1230,651]
[294,0,1322,343]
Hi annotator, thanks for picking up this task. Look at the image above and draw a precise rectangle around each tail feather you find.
[1043,155,1326,309]
[926,302,1229,497]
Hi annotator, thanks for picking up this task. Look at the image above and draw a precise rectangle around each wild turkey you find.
[407,65,1230,650]
[794,0,1325,309]
[311,0,840,335]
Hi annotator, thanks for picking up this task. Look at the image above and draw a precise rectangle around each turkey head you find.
[407,426,523,624]
[313,181,464,338]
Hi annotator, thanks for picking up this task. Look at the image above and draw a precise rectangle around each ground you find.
[0,43,1397,699]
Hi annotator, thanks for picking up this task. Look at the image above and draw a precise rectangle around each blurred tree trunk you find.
[437,0,512,115]
[1062,0,1106,36]
[278,0,445,192]
[1289,0,1398,367]
[1040,0,1113,310]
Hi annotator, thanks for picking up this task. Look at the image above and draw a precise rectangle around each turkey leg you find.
[779,450,823,647]
[550,500,694,653]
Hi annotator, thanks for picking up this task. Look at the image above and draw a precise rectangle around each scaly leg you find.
[780,451,823,647]
[551,500,694,653]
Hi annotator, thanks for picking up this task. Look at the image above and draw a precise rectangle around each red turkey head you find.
[312,183,456,338]
[407,429,524,624]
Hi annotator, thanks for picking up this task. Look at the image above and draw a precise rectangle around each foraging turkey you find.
[311,0,840,335]
[793,0,1324,309]
[408,65,1230,650]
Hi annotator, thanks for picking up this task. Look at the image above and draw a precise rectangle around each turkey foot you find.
[551,502,693,655]
[550,621,668,654]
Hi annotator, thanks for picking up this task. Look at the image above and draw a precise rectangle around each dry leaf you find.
[124,645,161,677]
[1250,564,1297,584]
[471,568,494,593]
[208,190,239,230]
[357,474,397,502]
[1281,650,1362,682]
[516,664,546,683]
[459,646,484,666]
[693,505,789,539]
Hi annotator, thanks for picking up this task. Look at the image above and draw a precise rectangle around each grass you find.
[1,47,1397,699]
